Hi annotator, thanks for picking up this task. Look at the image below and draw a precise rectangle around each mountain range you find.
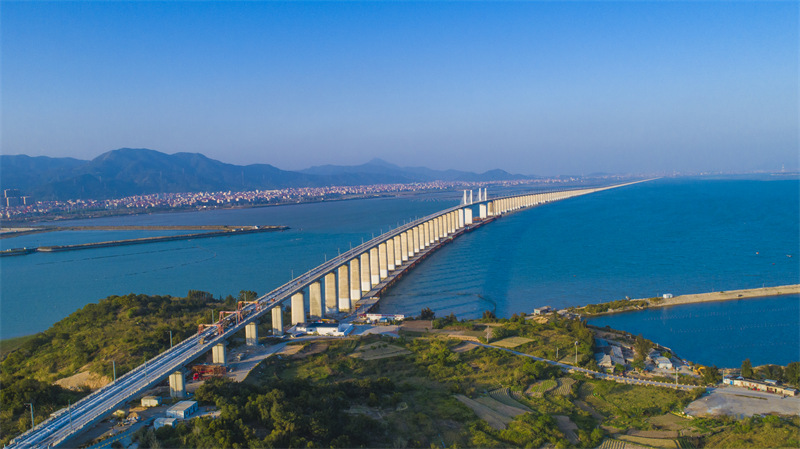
[1,148,532,201]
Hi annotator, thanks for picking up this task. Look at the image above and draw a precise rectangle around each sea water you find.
[1,177,797,367]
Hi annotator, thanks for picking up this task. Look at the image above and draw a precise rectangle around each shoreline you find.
[573,284,800,317]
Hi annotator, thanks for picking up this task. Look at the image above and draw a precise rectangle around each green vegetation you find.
[0,290,245,445]
[741,358,753,378]
[573,298,650,315]
[697,415,799,448]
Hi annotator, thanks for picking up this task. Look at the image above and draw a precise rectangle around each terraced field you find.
[526,379,557,397]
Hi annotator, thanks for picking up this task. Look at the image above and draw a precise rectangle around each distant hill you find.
[0,149,533,201]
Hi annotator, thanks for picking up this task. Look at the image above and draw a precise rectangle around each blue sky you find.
[2,1,797,175]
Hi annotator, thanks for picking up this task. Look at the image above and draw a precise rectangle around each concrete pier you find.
[350,258,361,301]
[386,239,396,271]
[360,252,371,292]
[291,292,305,325]
[402,231,410,260]
[369,247,380,285]
[338,265,350,311]
[324,272,337,313]
[245,322,258,346]
[465,208,473,225]
[479,203,487,219]
[309,281,322,319]
[378,242,388,279]
[458,208,465,228]
[393,235,403,266]
[271,306,283,336]
[212,343,227,366]
[168,371,186,399]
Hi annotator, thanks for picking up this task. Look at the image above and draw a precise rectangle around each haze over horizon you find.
[2,2,797,176]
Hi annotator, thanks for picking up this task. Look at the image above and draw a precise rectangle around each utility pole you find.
[556,346,559,361]
[25,403,34,431]
[68,400,73,430]
[112,360,116,383]
[574,341,579,365]
[169,330,173,348]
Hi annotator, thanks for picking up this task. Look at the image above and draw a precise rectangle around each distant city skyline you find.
[2,1,797,175]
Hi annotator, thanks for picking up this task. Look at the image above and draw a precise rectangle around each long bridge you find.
[9,181,645,448]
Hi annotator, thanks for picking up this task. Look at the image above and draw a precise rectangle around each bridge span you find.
[9,181,645,448]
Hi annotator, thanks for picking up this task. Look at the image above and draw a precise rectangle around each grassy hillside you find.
[0,290,238,445]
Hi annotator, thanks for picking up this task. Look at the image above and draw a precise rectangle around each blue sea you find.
[1,176,798,367]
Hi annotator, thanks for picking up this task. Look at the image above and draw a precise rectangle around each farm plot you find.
[349,342,411,360]
[526,379,557,398]
[552,377,576,396]
[455,393,530,430]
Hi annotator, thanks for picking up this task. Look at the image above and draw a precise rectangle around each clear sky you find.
[2,1,797,176]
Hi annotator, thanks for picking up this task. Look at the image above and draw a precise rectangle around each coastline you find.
[573,284,800,317]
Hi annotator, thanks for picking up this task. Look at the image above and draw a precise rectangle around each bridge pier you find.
[212,343,227,366]
[325,272,338,314]
[479,203,487,219]
[378,243,388,279]
[458,208,465,228]
[272,306,283,336]
[369,247,380,286]
[350,258,361,302]
[339,265,352,311]
[169,370,186,399]
[412,226,420,254]
[465,208,473,225]
[360,252,371,292]
[386,239,395,271]
[291,292,305,325]
[245,322,258,345]
[434,217,441,241]
[402,231,410,260]
[309,281,323,319]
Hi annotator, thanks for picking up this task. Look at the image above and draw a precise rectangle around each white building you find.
[141,396,161,408]
[655,357,673,370]
[154,417,178,429]
[166,401,197,420]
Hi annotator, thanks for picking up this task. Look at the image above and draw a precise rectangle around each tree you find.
[419,307,435,320]
[701,365,722,385]
[633,334,653,361]
[741,359,753,378]
[482,310,496,321]
[784,362,800,388]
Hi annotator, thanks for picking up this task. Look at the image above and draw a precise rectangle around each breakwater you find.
[0,226,287,256]
[571,284,800,317]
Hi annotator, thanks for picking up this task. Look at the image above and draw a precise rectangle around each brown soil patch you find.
[277,344,304,357]
[292,342,329,359]
[54,371,111,391]
[349,342,411,360]
[400,320,433,331]
[451,341,479,353]
[491,336,533,348]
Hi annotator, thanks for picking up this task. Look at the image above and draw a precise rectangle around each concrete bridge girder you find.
[325,272,338,314]
[291,292,305,325]
[349,258,361,302]
[369,247,380,286]
[272,306,284,336]
[309,281,323,319]
[360,252,371,292]
[338,265,350,311]
[212,343,227,366]
[245,322,258,346]
[169,370,186,399]
[393,235,403,266]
